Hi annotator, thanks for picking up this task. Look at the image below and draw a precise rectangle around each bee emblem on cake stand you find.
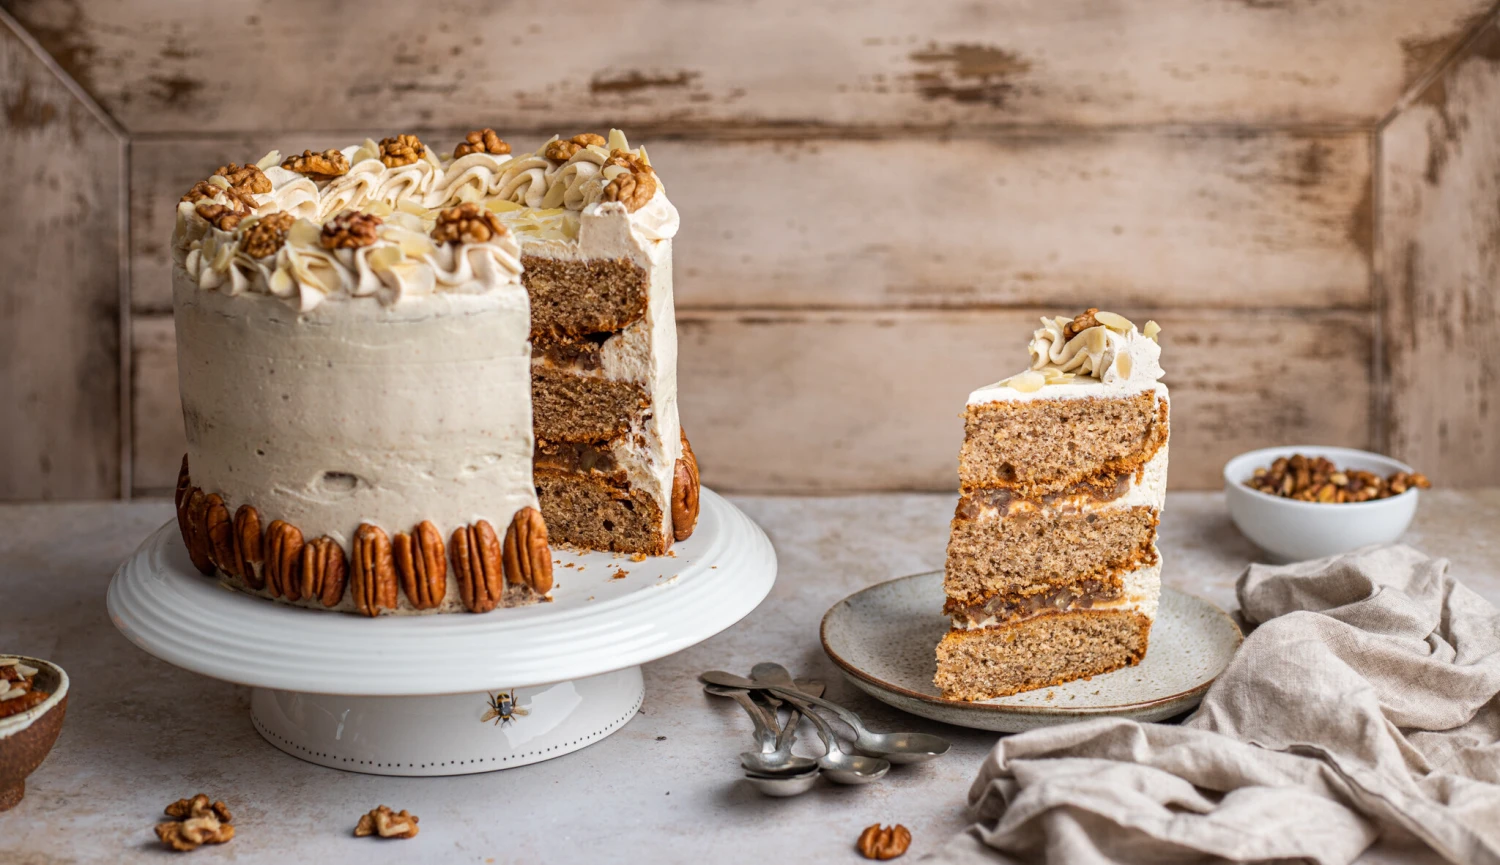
[481,689,528,727]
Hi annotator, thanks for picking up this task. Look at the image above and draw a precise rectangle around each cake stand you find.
[107,488,775,776]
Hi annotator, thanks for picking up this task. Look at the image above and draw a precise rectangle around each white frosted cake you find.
[171,130,700,616]
[935,310,1169,700]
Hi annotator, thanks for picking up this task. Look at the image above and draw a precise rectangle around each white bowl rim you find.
[0,655,69,736]
[1223,445,1419,512]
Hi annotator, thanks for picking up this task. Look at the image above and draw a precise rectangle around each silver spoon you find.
[788,693,890,784]
[702,684,818,776]
[712,682,888,785]
[743,765,820,798]
[706,668,952,764]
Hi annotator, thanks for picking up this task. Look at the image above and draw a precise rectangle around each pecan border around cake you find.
[173,455,556,616]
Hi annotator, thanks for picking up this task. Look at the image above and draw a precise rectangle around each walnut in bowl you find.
[0,655,69,811]
[1223,446,1425,562]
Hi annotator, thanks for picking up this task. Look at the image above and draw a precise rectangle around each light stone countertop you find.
[4,491,1499,863]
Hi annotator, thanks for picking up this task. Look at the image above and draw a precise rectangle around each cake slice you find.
[935,309,1169,701]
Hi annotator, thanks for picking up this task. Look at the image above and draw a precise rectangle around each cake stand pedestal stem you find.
[249,666,645,777]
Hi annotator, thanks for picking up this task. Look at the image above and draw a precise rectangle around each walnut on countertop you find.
[379,134,426,167]
[320,210,383,249]
[164,794,233,824]
[239,212,297,259]
[431,201,508,245]
[354,805,420,839]
[454,128,511,158]
[544,133,607,162]
[281,148,350,181]
[213,163,272,194]
[156,794,235,852]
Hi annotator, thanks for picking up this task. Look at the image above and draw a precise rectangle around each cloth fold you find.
[932,545,1500,865]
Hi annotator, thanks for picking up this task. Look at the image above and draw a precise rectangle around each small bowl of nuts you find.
[1223,446,1430,563]
[0,655,69,811]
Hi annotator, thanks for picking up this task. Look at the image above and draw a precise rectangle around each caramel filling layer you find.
[955,472,1133,520]
[533,439,627,485]
[945,578,1121,626]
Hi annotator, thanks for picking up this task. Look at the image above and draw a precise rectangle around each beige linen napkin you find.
[931,545,1500,865]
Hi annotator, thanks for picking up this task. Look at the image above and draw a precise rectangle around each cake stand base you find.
[110,488,774,777]
[249,667,644,776]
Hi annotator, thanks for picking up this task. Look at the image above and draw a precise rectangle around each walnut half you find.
[240,212,296,259]
[282,148,350,181]
[214,163,272,194]
[355,805,419,839]
[379,133,426,167]
[431,202,507,245]
[321,210,383,249]
[454,128,511,158]
[544,133,606,162]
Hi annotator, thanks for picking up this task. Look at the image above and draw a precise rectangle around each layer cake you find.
[170,130,699,616]
[935,309,1169,700]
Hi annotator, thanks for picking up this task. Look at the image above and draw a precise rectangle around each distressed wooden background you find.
[2,1,1497,499]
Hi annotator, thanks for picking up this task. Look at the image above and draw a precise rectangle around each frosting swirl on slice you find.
[1026,312,1163,387]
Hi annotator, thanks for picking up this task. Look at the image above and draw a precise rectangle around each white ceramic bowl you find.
[1223,445,1420,563]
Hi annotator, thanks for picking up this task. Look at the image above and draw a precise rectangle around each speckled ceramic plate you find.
[821,571,1242,732]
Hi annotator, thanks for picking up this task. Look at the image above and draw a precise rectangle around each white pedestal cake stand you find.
[107,488,775,776]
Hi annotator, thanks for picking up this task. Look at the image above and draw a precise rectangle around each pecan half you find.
[672,427,701,542]
[234,505,264,589]
[430,201,507,245]
[321,210,383,249]
[857,824,911,860]
[379,134,426,168]
[454,128,510,158]
[281,148,350,181]
[204,494,234,574]
[351,524,397,617]
[264,520,305,600]
[214,163,272,195]
[394,520,446,610]
[451,520,504,613]
[503,507,553,595]
[178,488,216,576]
[240,211,296,259]
[301,536,348,608]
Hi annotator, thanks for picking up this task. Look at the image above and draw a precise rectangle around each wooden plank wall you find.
[1,0,1497,498]
[0,12,124,499]
[1379,18,1500,486]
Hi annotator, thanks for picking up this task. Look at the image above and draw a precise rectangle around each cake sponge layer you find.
[943,505,1159,607]
[535,470,669,555]
[934,610,1151,701]
[531,365,648,444]
[958,390,1168,498]
[523,255,648,343]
